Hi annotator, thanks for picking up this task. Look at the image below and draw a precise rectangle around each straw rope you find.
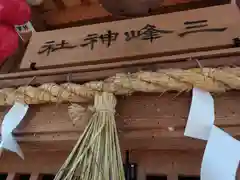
[1,67,240,105]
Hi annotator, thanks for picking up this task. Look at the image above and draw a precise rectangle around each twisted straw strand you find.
[0,67,239,105]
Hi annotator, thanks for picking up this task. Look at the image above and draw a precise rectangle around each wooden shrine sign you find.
[21,3,240,70]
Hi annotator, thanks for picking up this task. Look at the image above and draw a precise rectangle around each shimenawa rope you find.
[1,67,240,105]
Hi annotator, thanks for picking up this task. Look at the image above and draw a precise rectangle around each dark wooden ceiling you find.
[30,0,231,30]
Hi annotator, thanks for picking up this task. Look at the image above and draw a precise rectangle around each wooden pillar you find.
[29,174,41,180]
[138,164,146,180]
[167,174,178,180]
[6,174,17,180]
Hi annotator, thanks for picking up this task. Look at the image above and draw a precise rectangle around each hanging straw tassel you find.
[54,92,125,180]
[68,103,94,126]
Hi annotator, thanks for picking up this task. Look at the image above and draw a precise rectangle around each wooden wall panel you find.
[0,151,67,173]
[0,92,239,152]
[0,150,203,176]
[9,93,240,134]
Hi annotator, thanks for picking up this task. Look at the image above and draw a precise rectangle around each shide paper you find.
[15,21,35,41]
[0,102,29,159]
[184,88,215,140]
[15,21,35,33]
[201,126,240,180]
[184,88,240,180]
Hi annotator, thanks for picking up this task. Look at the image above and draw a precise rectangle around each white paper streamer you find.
[184,88,240,180]
[184,88,215,140]
[15,21,35,41]
[15,21,35,33]
[201,125,240,180]
[0,102,29,159]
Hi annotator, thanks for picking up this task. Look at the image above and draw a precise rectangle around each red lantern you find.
[0,0,31,25]
[0,0,31,64]
[0,25,19,63]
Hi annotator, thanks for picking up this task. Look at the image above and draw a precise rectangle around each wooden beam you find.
[1,49,240,88]
[0,150,203,174]
[4,47,240,78]
[42,3,111,26]
[0,92,239,151]
[9,93,240,134]
[0,151,67,173]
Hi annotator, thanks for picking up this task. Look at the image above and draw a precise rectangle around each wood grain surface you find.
[21,4,240,70]
[0,92,239,152]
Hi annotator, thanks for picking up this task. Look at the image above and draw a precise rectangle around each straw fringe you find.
[1,67,240,105]
[56,92,125,180]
